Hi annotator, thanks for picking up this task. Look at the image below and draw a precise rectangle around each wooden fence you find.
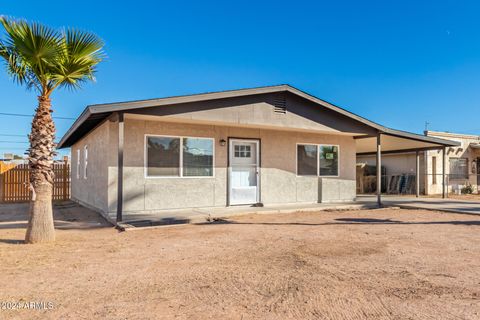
[0,163,70,203]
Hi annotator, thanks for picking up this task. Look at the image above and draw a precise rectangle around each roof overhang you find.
[58,84,382,148]
[57,84,460,151]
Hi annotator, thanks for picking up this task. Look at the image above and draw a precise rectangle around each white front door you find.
[229,139,260,205]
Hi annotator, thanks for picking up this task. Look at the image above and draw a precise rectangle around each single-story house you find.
[58,85,459,222]
[357,130,480,195]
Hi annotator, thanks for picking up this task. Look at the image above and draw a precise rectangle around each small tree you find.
[0,17,104,243]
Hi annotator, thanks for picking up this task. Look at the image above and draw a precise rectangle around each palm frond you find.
[0,16,63,92]
[0,35,39,89]
[0,38,6,56]
[64,29,105,63]
[0,16,105,95]
[50,28,105,90]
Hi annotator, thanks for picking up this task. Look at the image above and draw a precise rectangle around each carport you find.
[355,129,460,205]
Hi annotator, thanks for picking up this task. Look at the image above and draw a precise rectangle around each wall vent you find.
[272,95,287,114]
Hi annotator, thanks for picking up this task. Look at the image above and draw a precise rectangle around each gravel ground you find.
[0,204,479,319]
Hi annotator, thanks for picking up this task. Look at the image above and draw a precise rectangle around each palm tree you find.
[0,17,105,243]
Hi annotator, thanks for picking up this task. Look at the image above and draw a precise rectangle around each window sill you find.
[145,176,215,179]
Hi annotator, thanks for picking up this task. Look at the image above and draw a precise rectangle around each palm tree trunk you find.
[25,95,56,243]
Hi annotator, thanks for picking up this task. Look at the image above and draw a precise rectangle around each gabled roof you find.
[57,84,459,149]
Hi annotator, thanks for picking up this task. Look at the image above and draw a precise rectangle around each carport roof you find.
[355,133,457,155]
[57,84,460,151]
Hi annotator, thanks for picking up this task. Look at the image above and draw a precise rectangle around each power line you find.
[0,133,66,141]
[0,112,75,120]
[0,141,28,144]
[0,140,60,143]
[0,133,27,137]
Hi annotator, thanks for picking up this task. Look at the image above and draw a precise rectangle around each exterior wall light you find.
[219,139,226,146]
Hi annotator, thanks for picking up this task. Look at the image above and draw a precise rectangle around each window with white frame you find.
[319,145,338,176]
[297,144,318,175]
[297,144,339,177]
[146,135,214,177]
[83,145,88,179]
[183,138,214,176]
[76,149,80,179]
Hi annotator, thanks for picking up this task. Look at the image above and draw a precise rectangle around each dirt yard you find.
[0,203,479,320]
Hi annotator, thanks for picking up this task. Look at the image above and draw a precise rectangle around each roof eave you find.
[57,107,92,149]
[57,84,461,149]
[88,84,290,113]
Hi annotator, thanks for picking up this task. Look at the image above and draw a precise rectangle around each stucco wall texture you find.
[71,118,357,215]
[71,120,110,213]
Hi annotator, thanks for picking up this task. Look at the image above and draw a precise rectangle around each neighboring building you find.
[425,131,480,194]
[3,153,14,160]
[357,131,480,195]
[1,153,26,162]
[58,85,458,222]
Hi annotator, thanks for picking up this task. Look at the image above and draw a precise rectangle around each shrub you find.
[461,183,474,194]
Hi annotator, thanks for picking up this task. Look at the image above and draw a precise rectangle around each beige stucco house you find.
[58,85,458,222]
[358,131,480,195]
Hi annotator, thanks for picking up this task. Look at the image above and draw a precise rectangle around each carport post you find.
[442,146,446,199]
[416,151,420,197]
[117,112,124,222]
[376,133,382,206]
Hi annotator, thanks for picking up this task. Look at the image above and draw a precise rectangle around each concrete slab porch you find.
[106,194,480,230]
[114,201,379,230]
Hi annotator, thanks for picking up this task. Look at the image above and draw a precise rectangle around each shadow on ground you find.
[0,201,112,244]
[197,216,480,227]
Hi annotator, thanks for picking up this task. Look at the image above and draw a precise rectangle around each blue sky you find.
[1,1,479,157]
